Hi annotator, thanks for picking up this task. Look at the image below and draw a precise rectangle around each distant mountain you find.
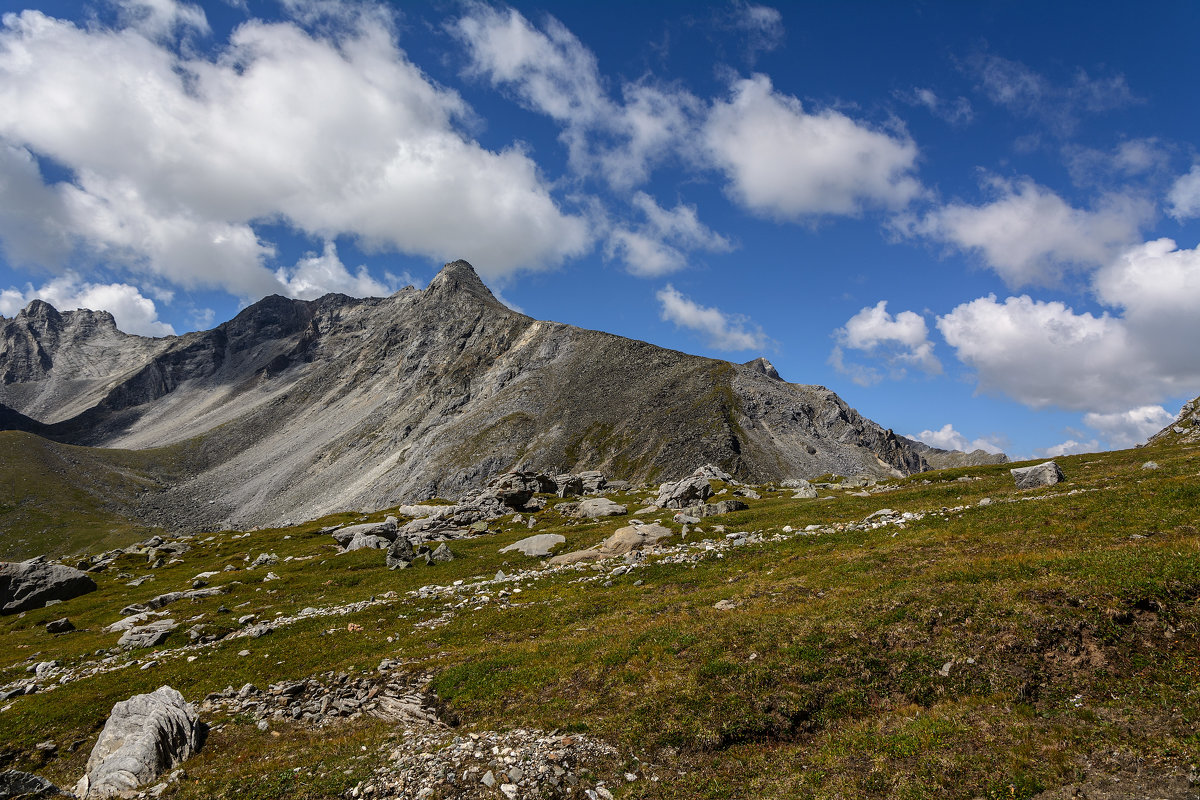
[0,260,937,530]
[907,440,1008,469]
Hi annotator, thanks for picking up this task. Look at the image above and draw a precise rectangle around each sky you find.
[0,0,1198,460]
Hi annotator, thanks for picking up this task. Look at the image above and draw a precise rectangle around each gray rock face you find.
[654,472,713,510]
[1148,396,1200,446]
[0,769,66,798]
[549,523,673,565]
[386,538,415,570]
[117,619,178,650]
[345,534,390,551]
[499,534,566,557]
[0,261,931,531]
[78,686,203,798]
[0,558,97,615]
[571,498,627,518]
[430,543,454,563]
[742,357,781,380]
[1011,461,1066,489]
[906,439,1008,469]
[331,518,398,546]
[45,618,74,634]
[680,499,749,518]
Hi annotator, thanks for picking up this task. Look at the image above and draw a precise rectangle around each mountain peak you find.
[743,356,781,380]
[426,260,502,306]
[20,298,62,323]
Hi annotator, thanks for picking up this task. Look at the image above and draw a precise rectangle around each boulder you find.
[653,472,713,509]
[45,618,74,634]
[117,620,178,650]
[680,499,749,518]
[249,553,278,569]
[695,464,734,482]
[577,471,608,494]
[430,543,454,563]
[1010,461,1065,490]
[791,484,818,499]
[145,586,228,610]
[571,498,628,518]
[0,769,67,798]
[77,686,203,798]
[345,534,390,551]
[0,558,97,615]
[499,534,567,557]
[549,523,673,565]
[386,537,415,570]
[553,475,584,497]
[331,518,398,546]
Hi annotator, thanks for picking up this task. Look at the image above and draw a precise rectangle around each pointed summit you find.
[20,298,62,322]
[743,356,781,380]
[425,260,504,307]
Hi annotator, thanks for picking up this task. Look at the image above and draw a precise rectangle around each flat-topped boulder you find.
[0,558,97,615]
[1011,461,1065,489]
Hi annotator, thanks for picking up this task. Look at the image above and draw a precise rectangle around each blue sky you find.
[1,0,1198,459]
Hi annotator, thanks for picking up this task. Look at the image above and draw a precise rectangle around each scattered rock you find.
[77,686,204,799]
[0,558,97,615]
[549,524,672,565]
[117,620,178,651]
[571,498,628,518]
[1010,461,1066,489]
[249,553,278,569]
[0,769,68,798]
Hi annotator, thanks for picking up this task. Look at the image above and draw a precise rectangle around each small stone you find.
[1142,461,1160,470]
[481,770,497,788]
[238,650,251,657]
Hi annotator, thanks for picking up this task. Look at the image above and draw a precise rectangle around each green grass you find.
[1,442,1198,798]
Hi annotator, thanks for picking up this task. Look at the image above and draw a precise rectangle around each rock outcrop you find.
[1011,461,1066,489]
[1147,395,1200,446]
[0,558,97,615]
[77,686,204,798]
[0,260,932,530]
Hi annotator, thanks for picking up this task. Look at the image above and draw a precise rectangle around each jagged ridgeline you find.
[0,260,932,531]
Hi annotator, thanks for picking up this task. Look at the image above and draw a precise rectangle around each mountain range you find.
[0,260,980,531]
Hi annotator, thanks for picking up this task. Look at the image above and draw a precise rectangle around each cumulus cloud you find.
[911,177,1152,287]
[1167,165,1200,220]
[1082,405,1175,449]
[452,5,701,190]
[606,192,732,277]
[704,74,921,218]
[910,423,1004,454]
[0,3,589,300]
[725,2,784,59]
[829,301,940,386]
[938,240,1200,413]
[275,241,394,300]
[968,53,1138,136]
[1037,438,1099,458]
[656,284,768,351]
[0,273,175,336]
[1064,138,1171,187]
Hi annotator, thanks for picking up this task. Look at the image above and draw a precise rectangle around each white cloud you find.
[0,4,590,299]
[1064,138,1171,187]
[115,0,210,39]
[912,177,1152,287]
[1036,438,1099,458]
[910,423,1004,454]
[729,2,784,57]
[704,74,921,219]
[606,192,732,277]
[830,301,941,386]
[656,284,768,351]
[896,87,973,125]
[1082,405,1175,449]
[937,238,1200,413]
[1167,165,1200,220]
[0,273,175,336]
[275,241,393,300]
[969,53,1137,136]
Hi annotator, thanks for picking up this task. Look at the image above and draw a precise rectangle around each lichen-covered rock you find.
[1010,461,1066,489]
[117,620,178,650]
[499,534,566,557]
[0,558,97,615]
[571,497,628,518]
[386,537,415,570]
[654,472,713,509]
[77,686,203,798]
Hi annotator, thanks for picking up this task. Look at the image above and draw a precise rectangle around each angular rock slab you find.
[77,686,203,799]
[500,534,567,557]
[0,769,68,798]
[570,498,627,518]
[1010,461,1065,490]
[0,558,97,615]
[549,523,673,565]
[653,472,713,510]
[117,619,178,650]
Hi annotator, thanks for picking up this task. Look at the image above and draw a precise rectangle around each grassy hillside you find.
[0,431,200,560]
[1,441,1197,798]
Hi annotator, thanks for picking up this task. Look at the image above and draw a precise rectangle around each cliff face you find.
[0,260,932,529]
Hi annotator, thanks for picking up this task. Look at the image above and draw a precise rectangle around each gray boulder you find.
[571,497,628,518]
[0,558,97,615]
[1010,461,1066,490]
[345,533,390,551]
[430,543,454,563]
[0,769,67,798]
[681,499,749,518]
[386,537,415,570]
[578,470,608,494]
[653,472,713,509]
[117,620,178,650]
[499,534,566,557]
[553,475,584,497]
[45,618,74,634]
[331,517,398,546]
[549,523,673,565]
[77,686,203,798]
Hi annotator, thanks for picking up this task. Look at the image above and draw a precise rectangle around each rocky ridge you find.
[0,261,938,531]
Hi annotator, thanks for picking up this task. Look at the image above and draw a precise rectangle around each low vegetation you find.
[1,441,1198,798]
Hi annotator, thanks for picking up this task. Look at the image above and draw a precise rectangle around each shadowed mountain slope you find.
[0,261,933,530]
